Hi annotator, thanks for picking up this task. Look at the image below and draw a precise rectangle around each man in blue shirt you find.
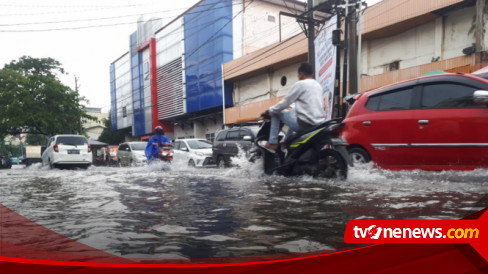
[145,126,172,162]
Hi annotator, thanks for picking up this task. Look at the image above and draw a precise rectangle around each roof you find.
[223,33,308,81]
[362,0,467,40]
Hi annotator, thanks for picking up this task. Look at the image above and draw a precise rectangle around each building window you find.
[389,61,400,71]
[280,76,287,86]
[206,133,215,142]
[122,106,127,118]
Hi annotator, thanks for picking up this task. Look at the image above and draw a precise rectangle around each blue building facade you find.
[130,32,146,136]
[111,0,308,139]
[184,0,234,115]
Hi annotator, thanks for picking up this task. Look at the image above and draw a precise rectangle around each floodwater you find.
[0,155,487,260]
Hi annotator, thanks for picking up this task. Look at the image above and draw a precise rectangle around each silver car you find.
[117,142,148,166]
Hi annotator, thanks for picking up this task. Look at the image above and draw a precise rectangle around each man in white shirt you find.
[259,63,325,153]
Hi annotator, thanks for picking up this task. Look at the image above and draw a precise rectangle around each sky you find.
[0,0,199,111]
[0,0,382,112]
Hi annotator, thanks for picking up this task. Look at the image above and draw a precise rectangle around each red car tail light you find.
[53,144,59,153]
[88,145,92,153]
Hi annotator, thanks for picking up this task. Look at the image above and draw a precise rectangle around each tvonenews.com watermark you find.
[343,214,488,261]
[352,225,479,240]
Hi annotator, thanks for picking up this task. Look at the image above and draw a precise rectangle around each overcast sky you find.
[0,0,199,111]
[0,0,381,111]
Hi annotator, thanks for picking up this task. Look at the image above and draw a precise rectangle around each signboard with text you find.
[314,15,337,121]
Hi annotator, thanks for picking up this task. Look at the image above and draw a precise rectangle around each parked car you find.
[174,139,214,167]
[212,127,258,168]
[41,135,92,169]
[341,73,488,170]
[117,142,148,166]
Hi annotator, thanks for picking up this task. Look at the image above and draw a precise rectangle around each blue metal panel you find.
[184,0,234,113]
[130,32,146,136]
[110,63,117,130]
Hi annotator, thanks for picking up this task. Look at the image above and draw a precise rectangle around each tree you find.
[0,56,95,136]
[97,113,125,145]
[25,134,48,146]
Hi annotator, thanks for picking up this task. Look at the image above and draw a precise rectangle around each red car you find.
[341,73,488,171]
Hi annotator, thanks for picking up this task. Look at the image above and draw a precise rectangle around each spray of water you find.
[224,145,265,178]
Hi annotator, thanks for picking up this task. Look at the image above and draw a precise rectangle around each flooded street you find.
[1,158,487,260]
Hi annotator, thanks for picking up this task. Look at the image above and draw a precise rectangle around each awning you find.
[421,70,446,76]
[89,140,108,148]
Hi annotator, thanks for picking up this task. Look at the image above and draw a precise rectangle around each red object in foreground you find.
[0,203,487,273]
[341,73,488,170]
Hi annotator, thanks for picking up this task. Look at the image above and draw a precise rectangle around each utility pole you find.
[307,0,315,71]
[341,0,350,118]
[348,0,358,96]
[333,5,342,118]
[475,0,485,53]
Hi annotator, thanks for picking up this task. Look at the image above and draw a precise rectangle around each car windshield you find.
[130,143,147,151]
[186,140,212,149]
[55,136,87,146]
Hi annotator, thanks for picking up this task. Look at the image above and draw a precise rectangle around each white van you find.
[42,135,92,169]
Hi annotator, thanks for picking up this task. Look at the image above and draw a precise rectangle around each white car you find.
[174,139,215,167]
[42,135,92,169]
[117,142,148,166]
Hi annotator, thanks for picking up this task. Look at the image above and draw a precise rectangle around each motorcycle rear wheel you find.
[317,150,348,180]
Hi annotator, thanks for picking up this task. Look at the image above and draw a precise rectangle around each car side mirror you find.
[181,147,189,152]
[474,90,488,105]
[242,136,252,141]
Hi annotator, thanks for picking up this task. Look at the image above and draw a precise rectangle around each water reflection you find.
[0,164,487,259]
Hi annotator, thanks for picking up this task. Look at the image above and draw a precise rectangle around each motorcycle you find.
[158,145,174,163]
[251,116,352,179]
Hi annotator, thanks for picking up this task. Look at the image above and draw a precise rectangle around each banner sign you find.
[314,15,337,121]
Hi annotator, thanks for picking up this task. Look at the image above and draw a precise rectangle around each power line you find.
[0,0,244,32]
[106,1,430,113]
[0,0,241,27]
[185,0,255,60]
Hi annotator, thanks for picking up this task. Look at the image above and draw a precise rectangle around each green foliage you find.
[25,134,48,146]
[97,113,125,145]
[0,141,21,157]
[0,56,95,136]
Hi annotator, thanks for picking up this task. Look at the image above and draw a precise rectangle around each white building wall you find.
[114,54,133,130]
[233,0,244,59]
[442,7,477,59]
[241,1,303,55]
[174,117,223,140]
[141,48,152,134]
[174,126,194,139]
[233,63,300,105]
[155,17,186,120]
[86,126,104,141]
[273,65,300,97]
[361,6,477,77]
[155,17,185,67]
